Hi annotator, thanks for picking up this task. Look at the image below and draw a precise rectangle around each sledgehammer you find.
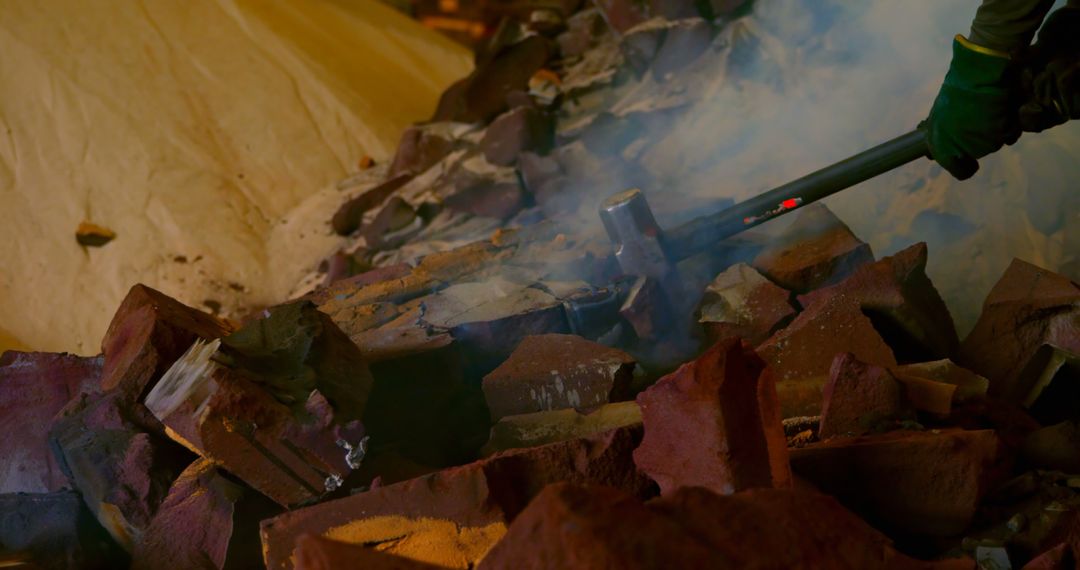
[599,128,929,288]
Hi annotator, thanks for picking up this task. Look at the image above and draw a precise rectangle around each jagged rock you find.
[261,425,649,570]
[443,180,527,220]
[698,262,796,346]
[650,18,714,80]
[432,36,552,124]
[482,334,635,421]
[790,429,1002,537]
[894,359,989,404]
[633,338,791,496]
[0,352,101,493]
[752,203,874,294]
[479,484,933,569]
[332,174,413,236]
[306,263,413,306]
[1015,345,1080,426]
[388,125,456,178]
[557,8,606,59]
[361,196,419,249]
[293,534,449,570]
[49,389,191,551]
[481,107,553,167]
[99,284,231,402]
[130,459,280,570]
[0,491,125,570]
[959,260,1080,404]
[1023,421,1080,473]
[419,277,571,376]
[481,400,641,455]
[799,243,959,363]
[819,353,912,439]
[758,295,897,418]
[593,0,650,33]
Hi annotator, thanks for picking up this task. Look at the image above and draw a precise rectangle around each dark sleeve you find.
[969,0,1057,53]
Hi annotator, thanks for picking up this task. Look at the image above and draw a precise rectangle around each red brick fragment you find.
[479,483,937,570]
[131,459,279,570]
[388,126,455,178]
[294,534,449,570]
[799,243,959,362]
[633,338,792,496]
[332,174,414,236]
[790,429,1002,537]
[443,181,527,220]
[480,107,553,167]
[261,425,650,570]
[819,353,911,439]
[482,334,635,421]
[0,351,101,493]
[959,260,1080,403]
[431,37,552,124]
[49,389,190,551]
[758,295,897,417]
[100,284,231,401]
[698,262,796,346]
[752,203,874,293]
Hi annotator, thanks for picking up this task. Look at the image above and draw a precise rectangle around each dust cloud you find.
[640,0,1078,333]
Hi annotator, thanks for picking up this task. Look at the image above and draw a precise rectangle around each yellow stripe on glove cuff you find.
[955,34,1013,60]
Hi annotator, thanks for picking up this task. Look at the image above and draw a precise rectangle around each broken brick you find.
[388,125,455,178]
[479,484,931,570]
[799,243,959,362]
[443,181,527,220]
[752,203,874,294]
[482,333,635,421]
[619,275,674,341]
[650,18,714,80]
[758,295,897,418]
[894,359,989,404]
[819,353,912,439]
[481,400,641,456]
[790,429,1002,537]
[361,196,419,250]
[293,534,449,570]
[958,260,1080,403]
[698,262,796,346]
[481,107,554,167]
[419,278,571,376]
[99,284,231,402]
[261,425,649,570]
[0,491,125,570]
[130,459,280,570]
[633,338,792,496]
[332,174,414,236]
[593,0,650,33]
[49,389,191,551]
[1015,345,1080,426]
[1023,420,1080,473]
[0,351,101,493]
[432,37,552,124]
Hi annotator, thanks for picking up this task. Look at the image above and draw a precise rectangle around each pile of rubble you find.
[2,0,1079,568]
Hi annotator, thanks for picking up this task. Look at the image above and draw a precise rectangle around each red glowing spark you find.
[781,198,799,209]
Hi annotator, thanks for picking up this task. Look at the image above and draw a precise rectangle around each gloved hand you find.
[923,35,1021,180]
[1020,7,1080,132]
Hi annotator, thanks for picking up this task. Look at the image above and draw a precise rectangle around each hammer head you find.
[599,188,675,283]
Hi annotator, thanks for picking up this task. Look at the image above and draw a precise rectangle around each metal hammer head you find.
[599,188,674,281]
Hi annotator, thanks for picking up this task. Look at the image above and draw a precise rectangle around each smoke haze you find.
[637,0,1079,332]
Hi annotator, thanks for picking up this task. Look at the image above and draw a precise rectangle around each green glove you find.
[924,35,1022,180]
[1020,7,1080,132]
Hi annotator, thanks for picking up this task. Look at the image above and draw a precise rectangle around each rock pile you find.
[2,0,1079,568]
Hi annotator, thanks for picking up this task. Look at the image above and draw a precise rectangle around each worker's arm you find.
[924,0,1062,180]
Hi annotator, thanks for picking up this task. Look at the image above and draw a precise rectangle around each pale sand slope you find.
[0,0,472,354]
